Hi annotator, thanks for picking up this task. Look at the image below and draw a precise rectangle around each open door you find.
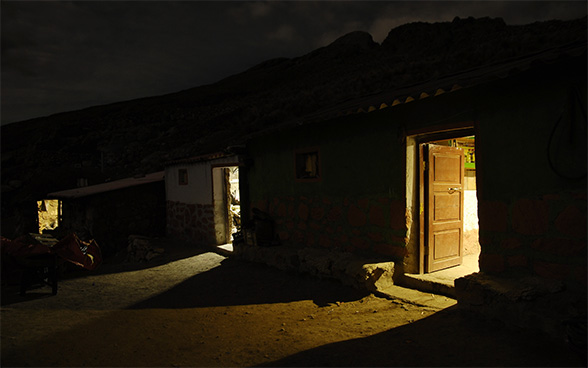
[212,166,240,245]
[422,144,464,272]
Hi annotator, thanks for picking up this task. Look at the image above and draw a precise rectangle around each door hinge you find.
[422,161,427,171]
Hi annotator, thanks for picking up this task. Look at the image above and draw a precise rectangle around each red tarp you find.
[1,233,102,271]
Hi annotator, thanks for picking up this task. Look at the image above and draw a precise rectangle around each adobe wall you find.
[247,111,410,262]
[250,195,409,260]
[473,60,587,291]
[246,53,586,291]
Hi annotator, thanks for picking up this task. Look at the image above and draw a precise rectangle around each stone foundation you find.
[455,272,587,344]
[166,200,215,244]
[233,243,397,293]
[250,195,409,260]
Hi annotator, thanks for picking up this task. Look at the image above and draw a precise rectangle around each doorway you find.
[405,128,480,276]
[422,136,480,273]
[37,199,61,234]
[212,166,240,247]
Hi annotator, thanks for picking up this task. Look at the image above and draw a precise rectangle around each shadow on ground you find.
[2,254,584,367]
[258,305,584,367]
[129,257,369,308]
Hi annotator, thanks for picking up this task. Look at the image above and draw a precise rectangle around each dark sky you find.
[2,1,586,125]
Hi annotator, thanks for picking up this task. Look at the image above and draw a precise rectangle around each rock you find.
[126,235,165,262]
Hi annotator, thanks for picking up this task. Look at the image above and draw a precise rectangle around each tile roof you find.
[297,41,587,126]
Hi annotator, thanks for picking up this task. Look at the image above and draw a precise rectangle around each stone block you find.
[454,272,579,344]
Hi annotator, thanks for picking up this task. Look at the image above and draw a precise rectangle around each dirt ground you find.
[1,241,584,367]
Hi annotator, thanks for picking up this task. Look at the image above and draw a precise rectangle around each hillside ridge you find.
[1,16,586,208]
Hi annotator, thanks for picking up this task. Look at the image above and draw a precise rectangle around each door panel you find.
[426,144,464,272]
[434,193,461,221]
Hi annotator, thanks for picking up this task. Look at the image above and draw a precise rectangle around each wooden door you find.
[425,144,464,272]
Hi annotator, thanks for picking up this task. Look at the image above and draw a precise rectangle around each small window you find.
[178,169,188,185]
[295,149,320,181]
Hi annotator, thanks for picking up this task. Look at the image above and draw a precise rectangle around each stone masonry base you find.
[455,272,587,346]
[233,243,397,294]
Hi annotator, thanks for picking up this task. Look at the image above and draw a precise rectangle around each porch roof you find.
[47,171,164,199]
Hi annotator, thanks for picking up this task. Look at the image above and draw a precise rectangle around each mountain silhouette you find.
[1,16,586,208]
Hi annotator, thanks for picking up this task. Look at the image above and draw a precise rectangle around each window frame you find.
[294,147,322,182]
[178,168,189,185]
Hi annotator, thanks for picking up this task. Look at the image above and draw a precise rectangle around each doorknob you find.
[448,187,461,192]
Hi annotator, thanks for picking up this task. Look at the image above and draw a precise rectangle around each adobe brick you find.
[357,198,370,210]
[369,205,387,228]
[276,202,288,217]
[389,200,406,230]
[501,237,522,250]
[310,206,325,221]
[327,206,343,221]
[479,253,505,274]
[507,254,527,268]
[555,205,587,239]
[283,203,292,217]
[277,231,290,241]
[309,222,322,231]
[348,205,367,227]
[574,265,587,286]
[367,232,384,242]
[298,203,309,221]
[531,238,586,256]
[350,237,370,250]
[541,193,561,201]
[373,243,408,258]
[533,261,569,280]
[512,199,549,235]
[256,199,268,212]
[318,234,333,248]
[478,200,508,232]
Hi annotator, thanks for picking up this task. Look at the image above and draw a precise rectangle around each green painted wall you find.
[245,53,586,288]
[472,56,587,290]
